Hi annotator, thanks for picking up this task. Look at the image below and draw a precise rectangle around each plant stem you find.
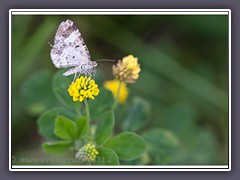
[112,80,122,111]
[84,99,90,120]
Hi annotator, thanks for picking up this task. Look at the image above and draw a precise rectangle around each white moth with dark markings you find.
[50,19,97,77]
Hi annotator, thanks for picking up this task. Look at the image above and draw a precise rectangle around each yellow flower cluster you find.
[104,80,129,104]
[113,55,141,83]
[103,55,140,104]
[75,143,99,162]
[68,76,100,102]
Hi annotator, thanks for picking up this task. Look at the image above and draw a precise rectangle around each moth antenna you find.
[95,59,116,62]
[48,42,53,47]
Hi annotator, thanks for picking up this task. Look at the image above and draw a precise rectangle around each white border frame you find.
[9,9,231,171]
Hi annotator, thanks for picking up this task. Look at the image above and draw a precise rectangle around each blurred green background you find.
[12,15,229,165]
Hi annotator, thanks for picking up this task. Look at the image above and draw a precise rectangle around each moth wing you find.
[50,19,91,68]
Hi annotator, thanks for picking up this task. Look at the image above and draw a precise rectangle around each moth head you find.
[89,61,97,67]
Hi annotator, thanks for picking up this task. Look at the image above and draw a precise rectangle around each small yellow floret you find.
[68,76,100,102]
[76,143,99,162]
[113,55,141,83]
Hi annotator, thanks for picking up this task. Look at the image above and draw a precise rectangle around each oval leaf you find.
[54,116,77,140]
[42,141,73,154]
[95,147,119,165]
[76,116,89,139]
[53,70,82,110]
[105,132,147,161]
[21,69,58,116]
[141,128,178,164]
[96,111,114,145]
[37,107,75,140]
[122,96,151,132]
[88,88,114,120]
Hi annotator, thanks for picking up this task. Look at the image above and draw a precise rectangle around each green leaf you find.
[141,128,178,164]
[121,97,151,132]
[37,107,75,140]
[96,111,114,145]
[88,88,114,120]
[54,116,78,140]
[95,147,119,165]
[21,69,58,116]
[42,141,73,154]
[105,132,147,161]
[53,70,82,111]
[76,117,89,139]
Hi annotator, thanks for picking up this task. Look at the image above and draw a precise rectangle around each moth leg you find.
[92,67,96,79]
[73,72,77,83]
[77,72,81,79]
[86,69,92,77]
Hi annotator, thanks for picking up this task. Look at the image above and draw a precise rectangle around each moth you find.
[50,19,97,77]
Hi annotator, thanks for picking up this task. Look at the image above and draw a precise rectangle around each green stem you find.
[112,80,122,111]
[84,99,90,120]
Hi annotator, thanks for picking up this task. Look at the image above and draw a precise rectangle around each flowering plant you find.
[36,55,145,165]
[36,55,178,165]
